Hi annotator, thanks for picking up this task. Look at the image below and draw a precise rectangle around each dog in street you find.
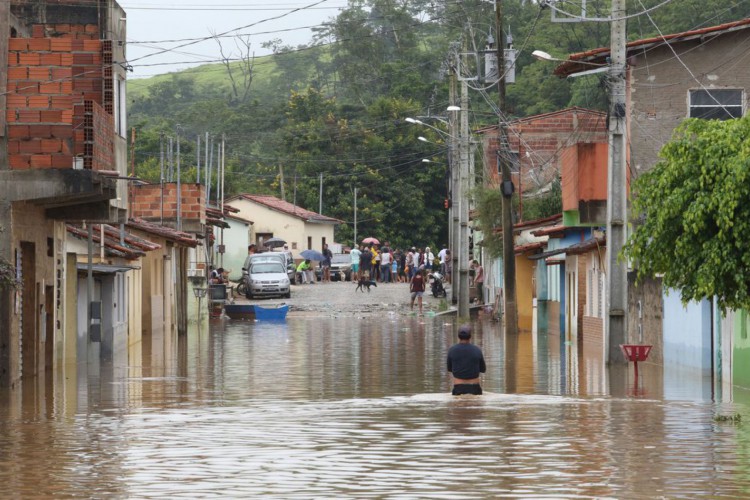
[355,277,378,293]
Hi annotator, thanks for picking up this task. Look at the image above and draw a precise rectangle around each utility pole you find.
[449,65,460,306]
[606,0,628,363]
[196,135,201,184]
[279,164,286,201]
[176,126,182,231]
[353,187,358,246]
[204,132,209,190]
[319,172,323,214]
[220,134,226,267]
[159,133,164,224]
[496,0,518,334]
[458,78,470,318]
[207,136,213,206]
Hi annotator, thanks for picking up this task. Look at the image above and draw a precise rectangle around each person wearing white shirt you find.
[350,246,362,281]
[438,246,448,275]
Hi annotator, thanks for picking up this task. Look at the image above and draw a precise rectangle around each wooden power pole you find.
[495,0,518,334]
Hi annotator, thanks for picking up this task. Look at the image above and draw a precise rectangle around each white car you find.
[247,261,291,299]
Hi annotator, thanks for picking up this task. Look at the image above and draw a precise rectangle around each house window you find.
[256,233,273,247]
[307,237,312,250]
[114,76,127,137]
[689,89,743,120]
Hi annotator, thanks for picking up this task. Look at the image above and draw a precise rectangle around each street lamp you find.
[532,50,608,77]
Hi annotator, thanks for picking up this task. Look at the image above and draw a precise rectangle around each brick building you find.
[476,107,607,212]
[0,0,129,386]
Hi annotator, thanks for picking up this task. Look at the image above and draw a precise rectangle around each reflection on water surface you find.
[1,316,750,498]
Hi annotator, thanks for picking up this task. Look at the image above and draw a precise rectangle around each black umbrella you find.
[263,237,287,248]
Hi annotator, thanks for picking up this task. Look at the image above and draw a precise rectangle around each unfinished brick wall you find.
[132,183,207,225]
[5,23,114,171]
[480,108,607,194]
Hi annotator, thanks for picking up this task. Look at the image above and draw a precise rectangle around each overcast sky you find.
[122,0,348,79]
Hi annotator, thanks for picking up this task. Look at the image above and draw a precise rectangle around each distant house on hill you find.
[225,194,343,257]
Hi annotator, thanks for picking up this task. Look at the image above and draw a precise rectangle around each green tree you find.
[623,116,750,312]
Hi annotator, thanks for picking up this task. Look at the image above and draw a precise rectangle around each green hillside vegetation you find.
[127,0,747,249]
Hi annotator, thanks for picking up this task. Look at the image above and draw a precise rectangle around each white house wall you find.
[226,198,336,256]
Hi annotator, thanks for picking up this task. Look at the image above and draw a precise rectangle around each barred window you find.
[689,89,743,120]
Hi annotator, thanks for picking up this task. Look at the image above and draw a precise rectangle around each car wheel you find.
[285,292,291,298]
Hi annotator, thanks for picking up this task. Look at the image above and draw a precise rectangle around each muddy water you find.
[2,315,750,498]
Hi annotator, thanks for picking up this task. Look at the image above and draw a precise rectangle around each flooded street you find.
[2,284,750,498]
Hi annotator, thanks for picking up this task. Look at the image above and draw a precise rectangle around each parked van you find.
[243,251,295,283]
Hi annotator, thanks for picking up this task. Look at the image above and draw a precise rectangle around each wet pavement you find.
[236,278,453,317]
[2,285,750,498]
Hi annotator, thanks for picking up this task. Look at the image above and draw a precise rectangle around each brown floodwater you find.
[1,314,750,498]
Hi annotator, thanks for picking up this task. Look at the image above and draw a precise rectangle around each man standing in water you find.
[447,325,486,395]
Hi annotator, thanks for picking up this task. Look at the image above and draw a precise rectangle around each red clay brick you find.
[73,79,96,91]
[62,110,73,123]
[85,24,98,33]
[51,154,73,168]
[7,67,28,80]
[73,53,94,65]
[27,38,50,51]
[18,52,41,65]
[16,81,39,94]
[40,110,63,122]
[27,96,50,108]
[55,23,71,33]
[28,67,49,80]
[17,110,40,122]
[51,67,73,80]
[30,154,53,168]
[7,141,20,154]
[41,139,63,153]
[39,82,61,94]
[19,139,42,153]
[9,154,31,169]
[83,40,101,51]
[71,40,85,51]
[6,95,26,108]
[7,52,18,65]
[6,110,16,123]
[49,125,72,138]
[50,39,72,52]
[82,92,102,103]
[8,38,28,51]
[59,54,74,65]
[50,95,73,108]
[32,25,45,38]
[8,125,30,138]
[39,53,61,65]
[60,81,73,93]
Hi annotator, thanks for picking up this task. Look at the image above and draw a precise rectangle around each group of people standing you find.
[348,243,453,284]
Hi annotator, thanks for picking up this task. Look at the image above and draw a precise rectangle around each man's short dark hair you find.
[458,324,471,339]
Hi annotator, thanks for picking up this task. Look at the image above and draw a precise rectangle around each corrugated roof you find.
[531,225,566,237]
[493,214,563,234]
[126,218,200,247]
[232,194,343,224]
[514,241,546,255]
[66,224,148,261]
[556,18,750,77]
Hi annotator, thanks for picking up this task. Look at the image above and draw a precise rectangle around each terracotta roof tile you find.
[556,18,750,76]
[235,194,343,224]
